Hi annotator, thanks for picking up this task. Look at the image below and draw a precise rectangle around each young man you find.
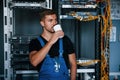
[29,9,76,80]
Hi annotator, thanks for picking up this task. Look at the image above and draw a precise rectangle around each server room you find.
[0,0,120,80]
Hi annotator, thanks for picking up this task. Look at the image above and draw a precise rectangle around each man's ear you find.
[40,21,44,27]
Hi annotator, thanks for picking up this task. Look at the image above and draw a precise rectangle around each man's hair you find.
[39,9,57,21]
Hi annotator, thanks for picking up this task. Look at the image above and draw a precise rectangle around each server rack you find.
[3,0,52,80]
[58,0,111,80]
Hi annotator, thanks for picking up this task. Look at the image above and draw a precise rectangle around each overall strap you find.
[59,38,63,57]
[37,36,45,47]
[37,36,63,57]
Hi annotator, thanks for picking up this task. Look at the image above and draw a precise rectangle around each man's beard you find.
[47,29,55,33]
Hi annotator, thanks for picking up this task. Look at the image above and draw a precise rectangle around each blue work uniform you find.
[37,37,69,80]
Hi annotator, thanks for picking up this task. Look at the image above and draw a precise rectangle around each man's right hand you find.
[49,30,64,44]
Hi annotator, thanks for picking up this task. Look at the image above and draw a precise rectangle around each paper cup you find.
[53,24,62,32]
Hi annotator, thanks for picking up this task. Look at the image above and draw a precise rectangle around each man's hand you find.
[49,30,64,44]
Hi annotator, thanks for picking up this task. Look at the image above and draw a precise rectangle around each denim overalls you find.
[37,37,69,80]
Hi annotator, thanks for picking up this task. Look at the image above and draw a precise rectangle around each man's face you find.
[40,14,57,33]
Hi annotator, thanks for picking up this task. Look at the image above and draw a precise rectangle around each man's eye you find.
[49,20,52,22]
[50,20,53,22]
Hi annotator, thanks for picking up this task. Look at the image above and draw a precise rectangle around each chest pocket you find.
[37,37,69,78]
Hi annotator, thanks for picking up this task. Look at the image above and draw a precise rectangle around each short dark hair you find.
[39,9,57,21]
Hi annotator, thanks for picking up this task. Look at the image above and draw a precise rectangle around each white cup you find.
[53,24,62,32]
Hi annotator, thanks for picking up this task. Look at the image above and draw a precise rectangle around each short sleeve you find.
[29,39,42,52]
[63,36,75,54]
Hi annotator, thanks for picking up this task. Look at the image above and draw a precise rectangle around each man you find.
[29,9,76,80]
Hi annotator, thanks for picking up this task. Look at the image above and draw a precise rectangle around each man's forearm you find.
[70,66,77,80]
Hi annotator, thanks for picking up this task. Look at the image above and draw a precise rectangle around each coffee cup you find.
[53,24,62,32]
